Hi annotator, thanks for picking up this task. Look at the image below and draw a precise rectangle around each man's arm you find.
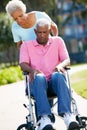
[20,62,35,82]
[17,41,22,49]
[54,37,70,73]
[20,62,34,73]
[20,62,41,82]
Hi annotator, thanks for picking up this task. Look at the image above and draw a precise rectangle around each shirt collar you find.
[33,38,52,46]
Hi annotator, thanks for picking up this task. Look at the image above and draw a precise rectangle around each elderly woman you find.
[5,0,58,48]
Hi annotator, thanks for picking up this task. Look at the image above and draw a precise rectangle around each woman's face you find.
[11,9,27,26]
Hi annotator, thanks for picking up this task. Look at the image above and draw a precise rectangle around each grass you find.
[70,69,87,99]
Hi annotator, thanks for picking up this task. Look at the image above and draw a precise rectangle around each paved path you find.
[0,64,87,130]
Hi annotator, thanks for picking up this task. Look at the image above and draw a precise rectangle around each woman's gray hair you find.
[35,18,51,30]
[5,0,26,16]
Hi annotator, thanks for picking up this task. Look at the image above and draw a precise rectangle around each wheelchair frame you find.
[17,68,87,130]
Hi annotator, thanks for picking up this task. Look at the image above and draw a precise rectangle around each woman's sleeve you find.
[36,11,51,23]
[12,23,21,43]
[42,12,52,22]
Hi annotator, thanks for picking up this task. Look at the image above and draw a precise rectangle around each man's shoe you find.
[64,113,79,130]
[37,115,54,130]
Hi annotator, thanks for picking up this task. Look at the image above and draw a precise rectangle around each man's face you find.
[34,25,51,45]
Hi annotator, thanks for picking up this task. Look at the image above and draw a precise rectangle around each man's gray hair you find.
[35,18,51,30]
[5,0,26,16]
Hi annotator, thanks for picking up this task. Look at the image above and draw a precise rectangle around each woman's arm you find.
[17,41,22,49]
[51,21,58,36]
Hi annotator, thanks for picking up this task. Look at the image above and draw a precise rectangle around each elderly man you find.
[19,18,79,130]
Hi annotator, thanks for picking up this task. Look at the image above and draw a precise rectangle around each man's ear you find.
[49,29,51,33]
[34,29,37,34]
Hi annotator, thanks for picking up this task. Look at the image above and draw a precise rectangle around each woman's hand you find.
[51,22,58,36]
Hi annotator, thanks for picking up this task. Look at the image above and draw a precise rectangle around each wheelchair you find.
[17,68,87,130]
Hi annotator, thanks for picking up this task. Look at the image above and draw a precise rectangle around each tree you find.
[0,13,18,65]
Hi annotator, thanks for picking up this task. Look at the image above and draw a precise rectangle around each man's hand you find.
[53,64,66,73]
[29,70,42,82]
[53,59,70,74]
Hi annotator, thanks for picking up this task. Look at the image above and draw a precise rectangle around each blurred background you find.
[0,0,87,65]
[0,3,87,130]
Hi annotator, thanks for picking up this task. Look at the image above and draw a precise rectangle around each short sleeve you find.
[19,42,30,64]
[35,11,52,23]
[12,22,21,43]
[57,37,69,61]
[42,12,52,22]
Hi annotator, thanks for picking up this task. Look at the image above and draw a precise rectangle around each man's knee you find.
[52,72,64,79]
[34,74,47,91]
[35,73,46,81]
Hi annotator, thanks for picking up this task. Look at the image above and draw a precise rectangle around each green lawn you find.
[70,69,87,99]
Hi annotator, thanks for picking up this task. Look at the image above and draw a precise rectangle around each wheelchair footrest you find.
[49,113,55,123]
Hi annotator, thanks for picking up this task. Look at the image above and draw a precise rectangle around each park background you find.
[0,1,87,130]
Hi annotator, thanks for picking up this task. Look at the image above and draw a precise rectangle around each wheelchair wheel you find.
[17,124,27,130]
[76,116,87,130]
[17,123,35,130]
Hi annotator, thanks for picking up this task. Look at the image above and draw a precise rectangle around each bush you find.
[0,13,18,65]
[0,66,23,85]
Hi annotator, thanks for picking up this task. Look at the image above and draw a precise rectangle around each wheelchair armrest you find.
[65,66,71,70]
[23,67,70,75]
[23,71,29,75]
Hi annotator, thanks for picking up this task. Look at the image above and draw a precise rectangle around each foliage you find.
[0,13,13,45]
[1,0,87,12]
[0,13,18,65]
[71,69,87,99]
[0,66,23,86]
[0,1,9,12]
